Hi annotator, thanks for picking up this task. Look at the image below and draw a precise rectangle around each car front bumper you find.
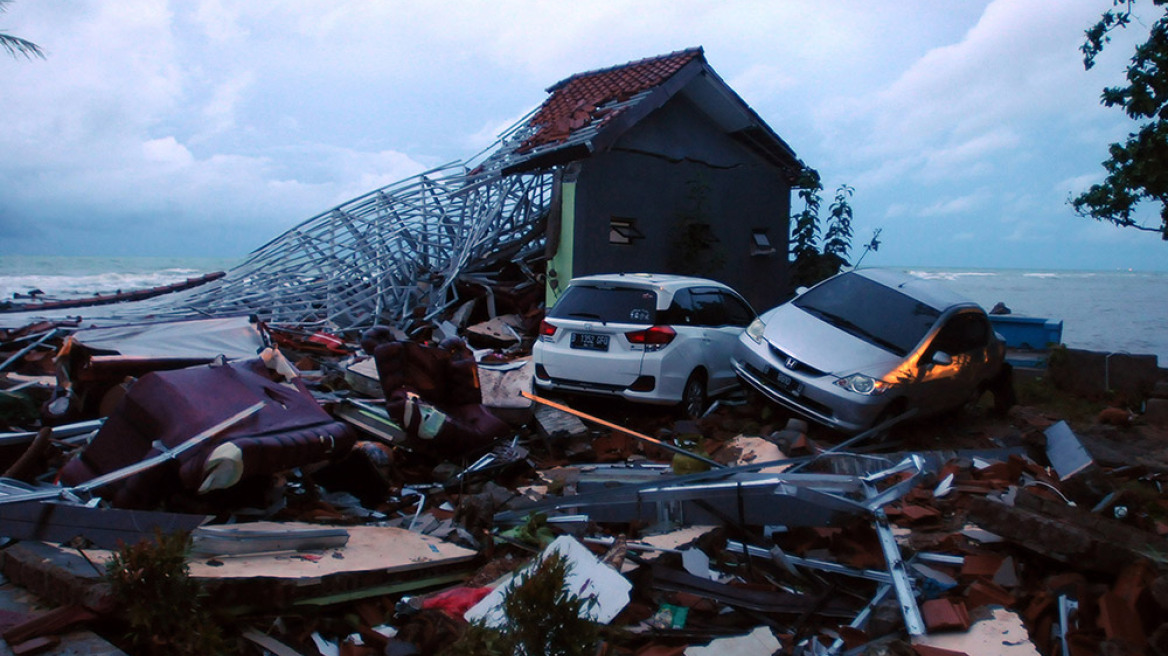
[731,344,889,434]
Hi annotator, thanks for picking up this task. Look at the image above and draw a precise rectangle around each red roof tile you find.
[518,48,704,153]
[920,598,971,633]
[1097,590,1146,647]
[960,553,1006,579]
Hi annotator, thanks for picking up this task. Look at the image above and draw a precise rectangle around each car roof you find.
[849,268,979,312]
[567,272,734,294]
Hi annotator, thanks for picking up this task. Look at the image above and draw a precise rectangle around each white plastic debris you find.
[464,535,632,626]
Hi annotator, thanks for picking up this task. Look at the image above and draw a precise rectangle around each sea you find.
[0,255,1165,363]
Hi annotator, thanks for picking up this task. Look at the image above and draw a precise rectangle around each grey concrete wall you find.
[1048,347,1165,402]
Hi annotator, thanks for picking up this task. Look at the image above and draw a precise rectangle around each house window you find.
[751,228,775,256]
[610,217,644,245]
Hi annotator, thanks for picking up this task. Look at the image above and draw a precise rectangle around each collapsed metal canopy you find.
[175,154,554,331]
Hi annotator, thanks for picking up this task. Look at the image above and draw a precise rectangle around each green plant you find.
[668,177,725,277]
[104,530,229,655]
[442,551,600,656]
[790,168,866,288]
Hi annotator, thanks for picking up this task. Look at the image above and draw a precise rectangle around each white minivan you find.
[532,273,755,417]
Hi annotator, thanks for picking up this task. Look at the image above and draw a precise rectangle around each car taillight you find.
[625,325,676,347]
[540,320,557,337]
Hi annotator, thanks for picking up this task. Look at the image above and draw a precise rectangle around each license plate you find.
[767,366,803,394]
[570,332,610,351]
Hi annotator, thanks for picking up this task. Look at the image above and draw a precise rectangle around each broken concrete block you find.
[1145,398,1168,426]
[533,402,588,439]
[1044,421,1093,480]
[914,607,1040,655]
[684,625,781,655]
[464,314,526,349]
[344,357,383,397]
[477,358,533,425]
[714,435,790,472]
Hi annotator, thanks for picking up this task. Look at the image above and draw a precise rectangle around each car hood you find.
[760,304,906,376]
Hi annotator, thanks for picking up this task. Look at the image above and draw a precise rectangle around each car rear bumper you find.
[532,375,679,406]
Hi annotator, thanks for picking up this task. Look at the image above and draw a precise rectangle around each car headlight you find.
[745,318,767,343]
[835,374,891,396]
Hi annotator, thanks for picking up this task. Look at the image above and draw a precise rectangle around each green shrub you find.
[104,530,229,655]
[443,551,600,656]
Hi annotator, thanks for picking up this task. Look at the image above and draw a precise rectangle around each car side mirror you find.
[932,351,953,366]
[795,286,809,296]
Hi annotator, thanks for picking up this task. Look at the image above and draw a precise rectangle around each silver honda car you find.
[732,269,1007,434]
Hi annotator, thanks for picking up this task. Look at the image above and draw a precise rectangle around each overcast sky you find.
[2,1,1164,271]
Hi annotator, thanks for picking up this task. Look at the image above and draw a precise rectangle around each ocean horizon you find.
[1,255,1165,363]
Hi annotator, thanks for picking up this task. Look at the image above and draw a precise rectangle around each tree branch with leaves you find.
[790,168,868,289]
[1073,0,1168,240]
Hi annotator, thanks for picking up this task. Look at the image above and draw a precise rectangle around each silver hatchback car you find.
[732,269,1007,433]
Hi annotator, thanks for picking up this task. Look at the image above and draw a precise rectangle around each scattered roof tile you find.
[920,598,971,633]
[965,580,1016,610]
[960,553,1006,579]
[1097,590,1146,648]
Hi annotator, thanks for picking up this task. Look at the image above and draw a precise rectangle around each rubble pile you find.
[0,298,1167,656]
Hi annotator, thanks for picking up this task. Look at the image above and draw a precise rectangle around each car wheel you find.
[681,371,707,419]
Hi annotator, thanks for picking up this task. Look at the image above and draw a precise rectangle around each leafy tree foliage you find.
[0,0,43,60]
[1073,0,1168,239]
[790,168,861,288]
[789,168,824,287]
[823,183,855,262]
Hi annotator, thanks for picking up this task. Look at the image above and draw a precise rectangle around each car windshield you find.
[549,285,658,325]
[793,273,940,356]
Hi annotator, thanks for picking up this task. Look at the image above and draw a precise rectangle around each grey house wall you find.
[568,94,792,311]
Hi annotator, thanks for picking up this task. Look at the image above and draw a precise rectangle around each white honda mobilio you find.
[532,273,755,417]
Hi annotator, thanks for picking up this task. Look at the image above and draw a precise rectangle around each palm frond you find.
[1,33,44,59]
[1,0,45,59]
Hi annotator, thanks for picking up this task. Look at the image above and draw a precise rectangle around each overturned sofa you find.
[59,352,355,509]
[363,331,511,457]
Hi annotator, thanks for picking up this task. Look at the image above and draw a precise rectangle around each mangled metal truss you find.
[177,166,553,330]
[161,113,556,331]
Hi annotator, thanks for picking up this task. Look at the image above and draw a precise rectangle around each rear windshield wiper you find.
[565,311,603,320]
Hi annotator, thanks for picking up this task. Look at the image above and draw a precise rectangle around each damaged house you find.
[507,47,803,311]
[166,47,805,328]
